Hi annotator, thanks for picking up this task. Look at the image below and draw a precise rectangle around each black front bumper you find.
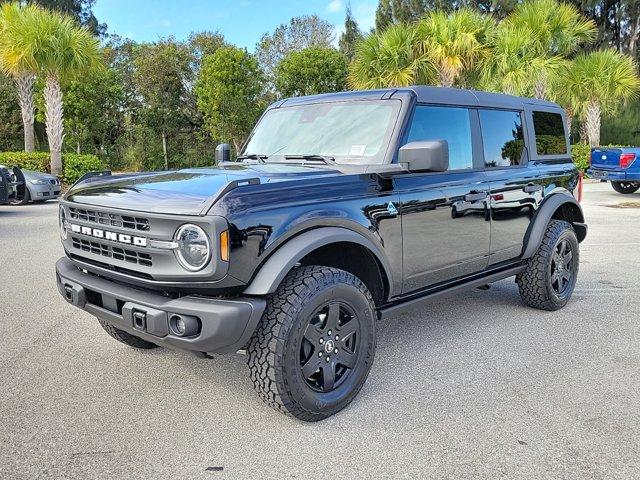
[56,257,266,354]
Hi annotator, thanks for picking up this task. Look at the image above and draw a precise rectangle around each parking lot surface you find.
[1,181,639,480]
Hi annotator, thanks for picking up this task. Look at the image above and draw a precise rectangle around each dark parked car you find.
[56,87,587,421]
[588,146,640,194]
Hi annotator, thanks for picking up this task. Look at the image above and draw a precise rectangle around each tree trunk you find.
[533,79,547,100]
[438,68,455,88]
[162,130,168,170]
[15,72,35,153]
[44,75,65,175]
[76,141,81,155]
[584,99,601,147]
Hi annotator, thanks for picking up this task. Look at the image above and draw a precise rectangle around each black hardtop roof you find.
[277,86,562,111]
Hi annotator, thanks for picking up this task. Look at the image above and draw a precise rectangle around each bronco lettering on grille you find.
[69,223,147,247]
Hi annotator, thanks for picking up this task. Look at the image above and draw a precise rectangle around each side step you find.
[379,265,524,319]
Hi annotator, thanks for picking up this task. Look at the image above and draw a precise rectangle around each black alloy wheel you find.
[550,239,576,297]
[299,302,360,392]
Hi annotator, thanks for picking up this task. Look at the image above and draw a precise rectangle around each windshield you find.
[243,100,401,165]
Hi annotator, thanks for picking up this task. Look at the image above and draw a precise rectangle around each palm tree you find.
[558,50,640,146]
[416,8,493,88]
[481,23,564,96]
[0,3,40,152]
[1,5,101,174]
[348,24,434,89]
[507,0,596,99]
[35,8,101,174]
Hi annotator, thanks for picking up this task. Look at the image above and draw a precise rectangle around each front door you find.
[395,105,491,294]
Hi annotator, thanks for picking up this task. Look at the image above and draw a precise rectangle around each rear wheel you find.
[97,318,158,349]
[516,220,579,311]
[611,181,639,194]
[247,265,376,421]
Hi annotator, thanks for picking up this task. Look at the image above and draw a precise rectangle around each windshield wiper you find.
[284,154,336,165]
[237,154,269,163]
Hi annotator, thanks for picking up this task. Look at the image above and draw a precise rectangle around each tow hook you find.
[132,310,147,330]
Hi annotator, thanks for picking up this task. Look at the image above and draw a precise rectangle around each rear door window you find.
[532,111,567,155]
[479,110,525,168]
[406,105,474,170]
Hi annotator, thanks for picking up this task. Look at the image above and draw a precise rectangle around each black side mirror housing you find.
[399,140,449,173]
[215,143,231,163]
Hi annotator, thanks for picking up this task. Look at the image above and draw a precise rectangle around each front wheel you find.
[611,181,639,194]
[247,266,376,421]
[9,188,30,205]
[516,220,579,311]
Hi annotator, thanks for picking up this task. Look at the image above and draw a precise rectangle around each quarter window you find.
[406,106,473,170]
[532,111,567,155]
[479,110,525,168]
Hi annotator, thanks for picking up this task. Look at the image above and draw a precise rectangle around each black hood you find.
[64,163,340,215]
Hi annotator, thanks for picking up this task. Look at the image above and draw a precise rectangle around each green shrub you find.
[62,154,105,184]
[571,143,591,173]
[0,151,50,172]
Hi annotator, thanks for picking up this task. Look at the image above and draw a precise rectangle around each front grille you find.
[69,207,150,231]
[71,236,153,267]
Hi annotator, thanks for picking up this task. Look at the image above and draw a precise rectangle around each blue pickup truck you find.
[588,147,640,194]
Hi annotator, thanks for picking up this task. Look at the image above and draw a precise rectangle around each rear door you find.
[478,108,544,265]
[395,105,491,294]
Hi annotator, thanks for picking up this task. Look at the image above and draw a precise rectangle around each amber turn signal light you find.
[220,230,229,262]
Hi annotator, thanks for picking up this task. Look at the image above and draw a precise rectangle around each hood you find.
[64,163,341,215]
[23,170,58,182]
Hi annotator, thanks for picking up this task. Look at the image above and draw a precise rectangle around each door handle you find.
[523,184,543,193]
[465,192,488,202]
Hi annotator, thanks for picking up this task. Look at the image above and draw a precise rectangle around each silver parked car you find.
[0,165,61,204]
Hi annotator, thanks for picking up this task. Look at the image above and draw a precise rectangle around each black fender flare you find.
[522,192,587,259]
[243,226,394,297]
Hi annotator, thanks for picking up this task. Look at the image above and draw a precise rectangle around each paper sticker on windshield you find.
[349,145,366,156]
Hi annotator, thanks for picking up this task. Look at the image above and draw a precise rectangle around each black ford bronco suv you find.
[56,87,587,421]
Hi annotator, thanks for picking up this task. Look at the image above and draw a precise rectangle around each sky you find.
[93,0,378,50]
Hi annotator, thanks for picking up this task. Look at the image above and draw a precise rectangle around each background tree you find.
[0,2,39,152]
[255,15,335,86]
[0,0,106,35]
[560,49,640,146]
[196,46,265,153]
[349,24,434,88]
[481,23,563,95]
[0,4,101,173]
[62,52,124,156]
[508,0,596,99]
[339,4,362,62]
[0,74,23,151]
[276,47,348,97]
[134,39,194,170]
[375,0,393,32]
[416,8,493,87]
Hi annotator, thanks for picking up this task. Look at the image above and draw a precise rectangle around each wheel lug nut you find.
[328,330,332,335]
[319,338,324,344]
[335,335,339,340]
[334,348,338,354]
[318,352,323,357]
[326,357,330,362]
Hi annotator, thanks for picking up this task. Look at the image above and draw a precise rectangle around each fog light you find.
[169,314,200,337]
[175,317,186,335]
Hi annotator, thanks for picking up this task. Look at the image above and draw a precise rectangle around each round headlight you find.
[174,224,211,271]
[59,206,68,240]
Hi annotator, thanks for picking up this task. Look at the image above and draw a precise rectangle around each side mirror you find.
[215,143,231,163]
[399,140,449,173]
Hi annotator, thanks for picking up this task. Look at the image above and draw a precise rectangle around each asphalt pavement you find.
[1,181,639,480]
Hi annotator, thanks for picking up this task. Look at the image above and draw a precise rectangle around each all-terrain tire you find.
[516,219,579,311]
[246,265,376,422]
[97,318,159,349]
[611,181,639,194]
